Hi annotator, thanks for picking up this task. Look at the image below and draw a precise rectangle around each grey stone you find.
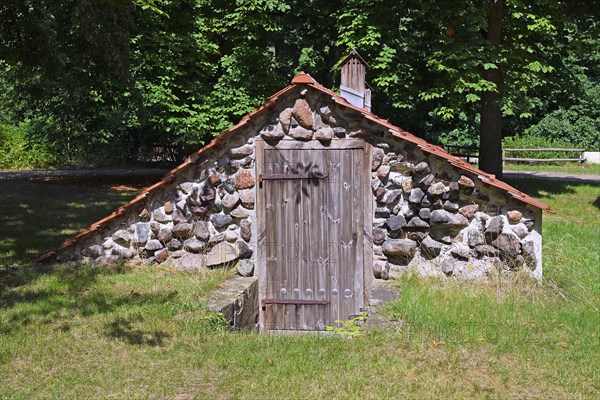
[373,228,387,245]
[371,177,382,191]
[319,105,332,119]
[419,208,431,219]
[171,209,187,224]
[193,221,210,240]
[135,222,151,244]
[427,182,445,196]
[441,259,454,275]
[237,259,254,277]
[458,175,475,190]
[373,260,390,280]
[332,127,346,137]
[184,237,206,253]
[443,201,459,212]
[420,236,442,259]
[407,231,427,242]
[420,196,431,207]
[492,232,522,256]
[419,174,435,187]
[225,159,240,173]
[212,213,233,229]
[168,239,183,250]
[145,239,163,252]
[372,148,384,171]
[221,192,240,209]
[383,189,402,204]
[172,222,193,238]
[230,205,250,219]
[209,233,225,245]
[200,185,217,202]
[386,215,407,231]
[409,188,425,203]
[170,250,185,259]
[375,207,391,219]
[228,144,253,159]
[238,189,255,208]
[171,253,207,272]
[237,240,253,259]
[178,182,193,194]
[260,123,284,140]
[314,127,333,141]
[475,245,498,257]
[288,126,313,140]
[111,245,135,259]
[112,230,132,246]
[382,239,417,257]
[413,161,431,176]
[82,245,103,258]
[522,239,538,270]
[430,210,468,226]
[484,216,504,243]
[407,217,429,228]
[510,223,529,239]
[225,229,238,242]
[102,238,115,249]
[523,219,535,230]
[153,209,171,223]
[240,219,252,242]
[158,227,173,243]
[404,207,415,219]
[467,229,485,247]
[206,242,239,267]
[451,244,470,260]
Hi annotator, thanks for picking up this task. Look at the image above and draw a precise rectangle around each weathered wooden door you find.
[256,140,372,332]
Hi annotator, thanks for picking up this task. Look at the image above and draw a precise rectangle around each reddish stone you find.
[235,169,255,189]
[291,98,313,129]
[377,165,390,180]
[507,210,523,223]
[155,248,169,263]
[458,204,479,219]
[458,175,475,189]
[139,209,150,220]
[208,172,221,186]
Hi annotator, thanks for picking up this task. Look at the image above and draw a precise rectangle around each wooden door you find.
[256,140,371,332]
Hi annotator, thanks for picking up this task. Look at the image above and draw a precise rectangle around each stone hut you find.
[39,60,552,332]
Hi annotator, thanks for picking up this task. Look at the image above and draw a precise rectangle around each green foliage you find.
[502,135,582,160]
[0,123,58,169]
[325,311,368,338]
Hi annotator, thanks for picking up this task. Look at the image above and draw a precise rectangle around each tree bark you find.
[479,0,504,178]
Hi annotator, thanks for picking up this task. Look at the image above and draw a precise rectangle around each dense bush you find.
[524,84,600,151]
[0,123,58,169]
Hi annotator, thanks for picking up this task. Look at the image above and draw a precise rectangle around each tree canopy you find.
[0,0,598,173]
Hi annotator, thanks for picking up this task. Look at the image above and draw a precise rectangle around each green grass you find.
[1,176,599,399]
[503,162,600,175]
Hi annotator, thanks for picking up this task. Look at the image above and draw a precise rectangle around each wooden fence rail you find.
[502,148,585,163]
[443,145,587,164]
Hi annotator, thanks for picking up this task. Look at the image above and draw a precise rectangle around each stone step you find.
[205,276,258,329]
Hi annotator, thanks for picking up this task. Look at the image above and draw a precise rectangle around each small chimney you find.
[339,50,372,111]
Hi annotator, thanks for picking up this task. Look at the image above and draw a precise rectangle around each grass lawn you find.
[504,162,600,176]
[1,175,599,399]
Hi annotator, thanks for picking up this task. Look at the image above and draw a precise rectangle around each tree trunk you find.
[479,0,504,178]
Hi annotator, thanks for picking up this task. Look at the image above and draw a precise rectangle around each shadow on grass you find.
[0,174,162,266]
[0,263,176,348]
[503,178,593,199]
[105,315,171,346]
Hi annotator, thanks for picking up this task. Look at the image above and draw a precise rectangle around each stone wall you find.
[60,87,543,282]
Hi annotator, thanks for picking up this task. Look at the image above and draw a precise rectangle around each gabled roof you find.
[37,73,553,262]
